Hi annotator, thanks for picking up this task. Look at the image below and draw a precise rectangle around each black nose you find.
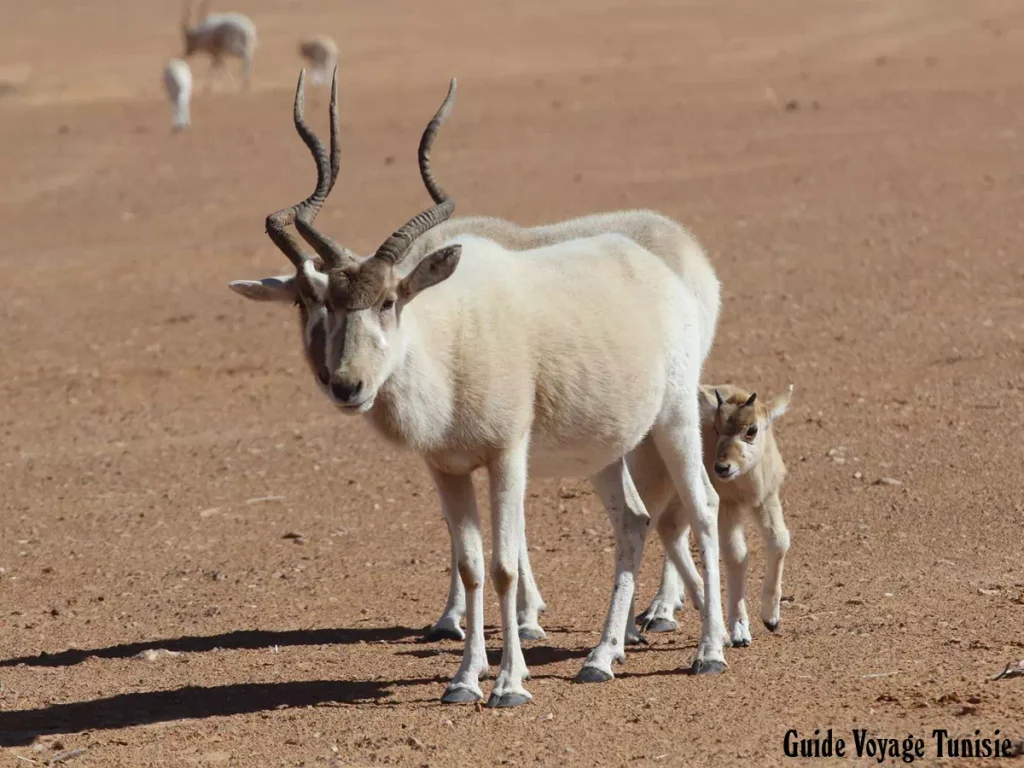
[330,378,363,403]
[714,463,731,476]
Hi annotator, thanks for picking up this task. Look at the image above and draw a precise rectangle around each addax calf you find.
[639,383,793,647]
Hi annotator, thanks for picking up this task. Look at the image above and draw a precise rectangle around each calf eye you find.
[746,425,759,438]
[381,297,396,312]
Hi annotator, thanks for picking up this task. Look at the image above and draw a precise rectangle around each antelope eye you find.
[381,297,396,312]
[746,425,759,438]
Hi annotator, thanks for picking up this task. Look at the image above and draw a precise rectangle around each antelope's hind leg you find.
[423,516,466,642]
[652,404,727,675]
[575,459,651,683]
[516,525,547,642]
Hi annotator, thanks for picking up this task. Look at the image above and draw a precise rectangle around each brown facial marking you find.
[326,260,395,311]
[714,391,763,437]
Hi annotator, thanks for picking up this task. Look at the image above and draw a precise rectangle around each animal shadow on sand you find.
[0,677,441,747]
[0,625,424,669]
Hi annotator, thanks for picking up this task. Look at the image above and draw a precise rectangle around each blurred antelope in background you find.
[181,0,257,90]
[298,35,338,86]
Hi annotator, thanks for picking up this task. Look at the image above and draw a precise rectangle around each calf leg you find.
[720,505,751,647]
[758,491,791,632]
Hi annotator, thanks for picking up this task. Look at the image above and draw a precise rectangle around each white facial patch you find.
[371,324,388,351]
[737,440,756,466]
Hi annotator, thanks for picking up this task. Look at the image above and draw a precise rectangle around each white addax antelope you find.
[163,59,193,131]
[231,75,720,649]
[181,0,257,90]
[298,36,339,87]
[638,383,794,647]
[230,71,728,706]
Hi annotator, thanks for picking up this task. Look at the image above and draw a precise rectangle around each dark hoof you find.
[642,617,678,633]
[441,687,482,704]
[690,659,726,676]
[732,638,751,648]
[763,619,779,633]
[424,624,463,642]
[574,666,614,684]
[485,692,531,708]
[518,625,546,642]
[625,632,649,646]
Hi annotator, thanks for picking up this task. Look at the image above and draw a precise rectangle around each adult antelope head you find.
[229,69,461,413]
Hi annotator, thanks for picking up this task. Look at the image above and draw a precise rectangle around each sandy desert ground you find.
[1,0,1023,765]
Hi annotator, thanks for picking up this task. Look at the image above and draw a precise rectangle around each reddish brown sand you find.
[2,0,1023,765]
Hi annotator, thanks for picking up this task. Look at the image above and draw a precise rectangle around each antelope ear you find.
[399,245,461,302]
[768,384,794,422]
[229,274,297,302]
[698,385,719,424]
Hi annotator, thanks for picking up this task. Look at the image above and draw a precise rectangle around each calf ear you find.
[398,245,461,302]
[698,385,719,424]
[768,384,794,422]
[229,275,297,302]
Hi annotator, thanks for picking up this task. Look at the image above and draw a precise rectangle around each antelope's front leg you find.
[424,516,466,642]
[485,444,532,708]
[429,467,489,704]
[576,459,651,683]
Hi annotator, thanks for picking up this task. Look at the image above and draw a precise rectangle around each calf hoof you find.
[424,624,464,642]
[486,692,531,708]
[729,637,751,648]
[690,659,726,676]
[642,617,678,634]
[518,625,546,642]
[441,686,483,704]
[763,619,780,633]
[625,631,649,646]
[574,665,614,684]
